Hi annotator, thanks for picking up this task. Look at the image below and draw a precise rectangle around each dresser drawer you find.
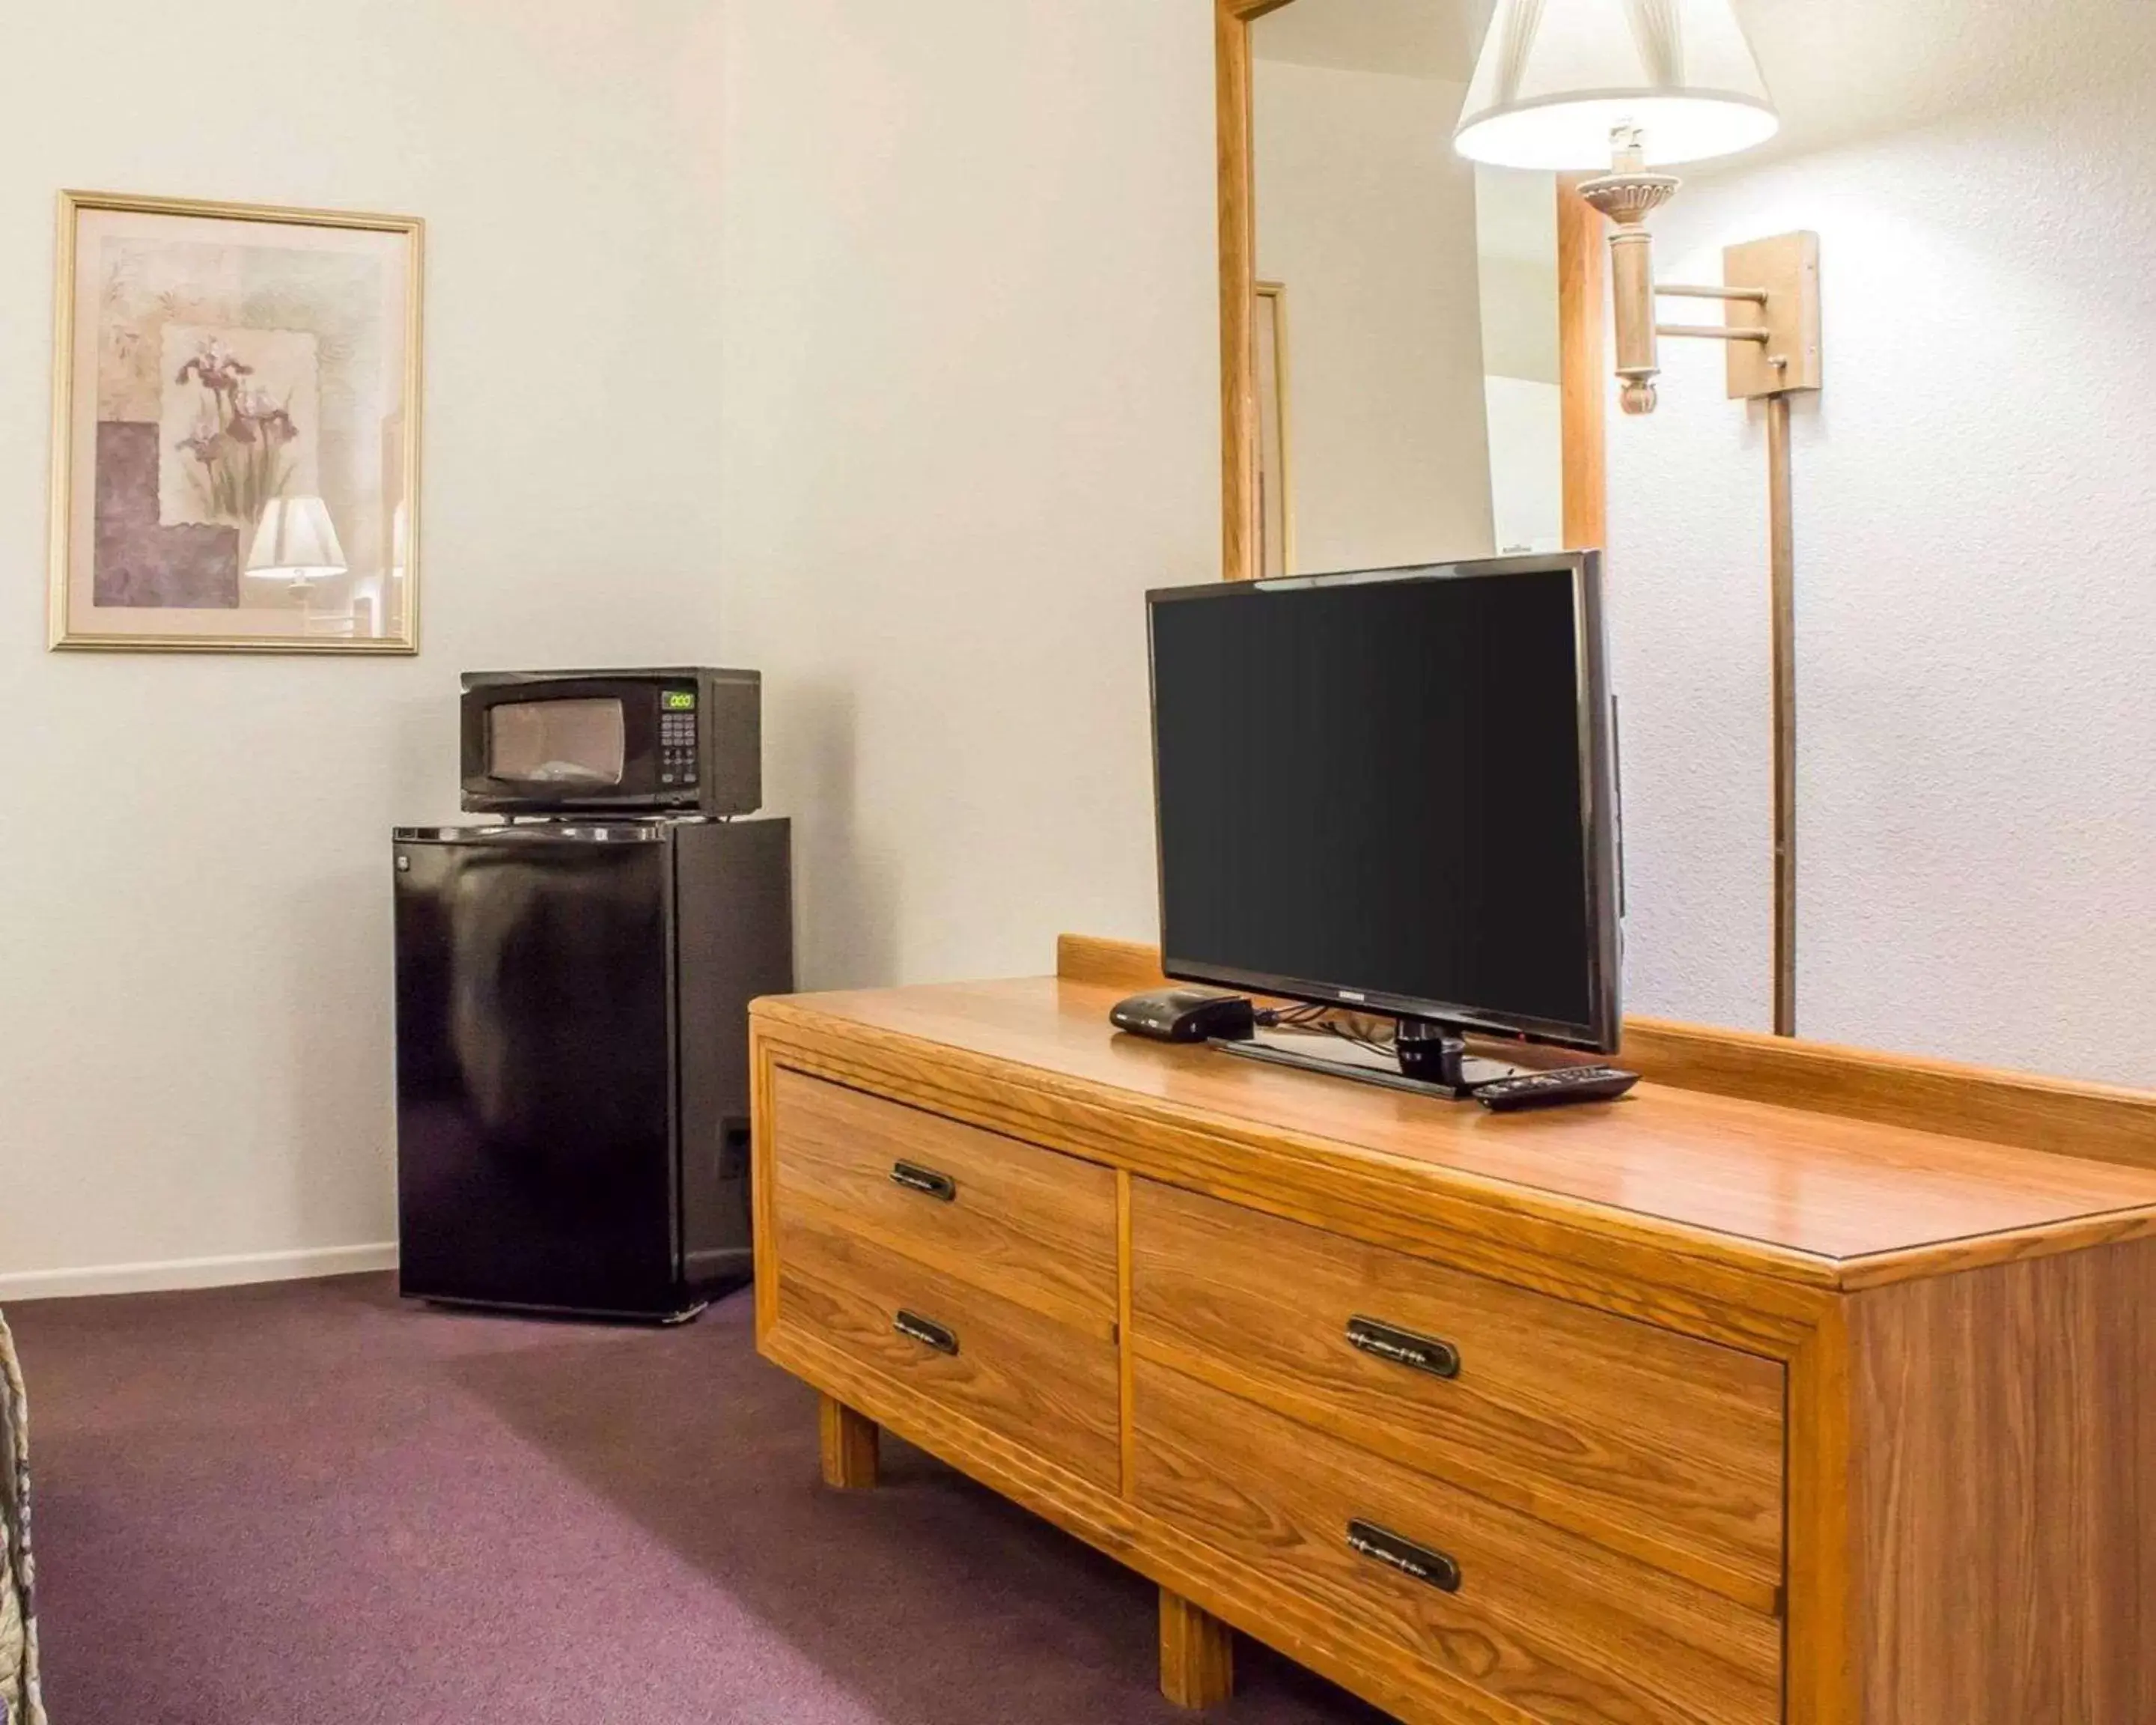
[775,1195,1122,1489]
[770,1069,1117,1330]
[1130,1181,1785,1606]
[1136,1360,1782,1725]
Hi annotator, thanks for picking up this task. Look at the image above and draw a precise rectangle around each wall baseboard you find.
[0,1241,398,1303]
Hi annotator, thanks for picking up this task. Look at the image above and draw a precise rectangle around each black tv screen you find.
[1148,555,1621,1050]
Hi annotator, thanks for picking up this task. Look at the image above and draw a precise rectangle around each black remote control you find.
[1473,1066,1640,1112]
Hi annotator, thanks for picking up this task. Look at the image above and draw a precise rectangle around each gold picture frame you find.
[49,189,425,654]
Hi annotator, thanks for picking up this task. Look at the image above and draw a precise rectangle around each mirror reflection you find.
[1251,0,1562,576]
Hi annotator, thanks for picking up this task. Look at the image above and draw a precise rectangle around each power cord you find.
[1255,1003,1398,1059]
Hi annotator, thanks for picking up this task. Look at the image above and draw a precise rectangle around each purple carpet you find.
[5,1274,1384,1724]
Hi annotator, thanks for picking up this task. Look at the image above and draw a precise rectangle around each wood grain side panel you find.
[1134,1360,1782,1725]
[2145,1241,2156,1725]
[777,1210,1122,1491]
[1130,1179,1786,1608]
[770,1068,1118,1330]
[2146,1247,2156,1725]
[1847,1240,2155,1723]
[1785,1302,1857,1725]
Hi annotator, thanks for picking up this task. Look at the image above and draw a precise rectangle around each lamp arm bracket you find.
[1655,282,1769,304]
[1657,323,1772,344]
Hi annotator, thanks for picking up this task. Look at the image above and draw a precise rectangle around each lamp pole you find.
[1767,392,1797,1037]
[1580,149,1821,1035]
[1452,0,1806,1032]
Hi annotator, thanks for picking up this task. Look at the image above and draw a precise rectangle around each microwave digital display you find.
[487,699,627,786]
[663,690,697,711]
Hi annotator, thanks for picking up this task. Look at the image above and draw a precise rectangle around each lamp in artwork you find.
[246,496,347,597]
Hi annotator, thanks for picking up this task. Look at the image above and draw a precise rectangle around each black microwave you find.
[460,668,761,817]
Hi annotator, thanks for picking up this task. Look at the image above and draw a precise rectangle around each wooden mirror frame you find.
[1215,0,1608,582]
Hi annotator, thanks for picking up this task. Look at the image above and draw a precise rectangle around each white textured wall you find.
[714,0,1216,991]
[1252,59,1496,572]
[1609,74,2156,1084]
[1249,0,1479,82]
[30,0,2149,1299]
[2,0,1217,1295]
[0,0,733,1292]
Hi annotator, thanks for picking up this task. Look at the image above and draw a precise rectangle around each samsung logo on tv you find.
[1336,989,1366,1003]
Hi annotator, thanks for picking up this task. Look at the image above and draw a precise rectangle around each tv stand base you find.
[1213,1029,1523,1100]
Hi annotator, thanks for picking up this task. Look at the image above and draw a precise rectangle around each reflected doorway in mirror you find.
[1254,281,1294,579]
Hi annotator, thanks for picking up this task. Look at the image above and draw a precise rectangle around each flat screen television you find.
[1148,552,1622,1057]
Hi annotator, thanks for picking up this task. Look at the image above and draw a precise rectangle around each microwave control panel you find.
[660,688,699,788]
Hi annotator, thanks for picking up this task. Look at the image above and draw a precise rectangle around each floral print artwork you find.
[168,333,311,532]
[51,194,420,651]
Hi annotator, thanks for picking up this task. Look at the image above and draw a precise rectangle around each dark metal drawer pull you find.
[890,1160,957,1202]
[1346,1315,1460,1380]
[1347,1519,1461,1593]
[894,1309,960,1356]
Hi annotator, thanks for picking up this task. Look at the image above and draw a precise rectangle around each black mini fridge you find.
[392,816,791,1321]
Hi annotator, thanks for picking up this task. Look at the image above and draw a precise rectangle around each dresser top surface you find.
[755,975,2156,1284]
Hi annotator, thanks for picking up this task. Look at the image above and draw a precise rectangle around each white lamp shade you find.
[1455,0,1778,171]
[246,496,347,580]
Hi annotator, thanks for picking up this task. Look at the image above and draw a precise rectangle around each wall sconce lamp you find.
[1455,0,1821,1037]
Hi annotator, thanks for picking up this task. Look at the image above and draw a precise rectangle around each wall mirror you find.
[1217,0,1605,582]
[1213,0,2156,1086]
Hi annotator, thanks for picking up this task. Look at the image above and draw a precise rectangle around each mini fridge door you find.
[393,824,683,1316]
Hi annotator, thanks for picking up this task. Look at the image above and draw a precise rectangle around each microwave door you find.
[487,696,629,791]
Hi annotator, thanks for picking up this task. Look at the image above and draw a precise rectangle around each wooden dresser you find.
[749,936,2156,1724]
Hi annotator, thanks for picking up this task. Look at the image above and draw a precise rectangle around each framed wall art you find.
[48,190,424,653]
